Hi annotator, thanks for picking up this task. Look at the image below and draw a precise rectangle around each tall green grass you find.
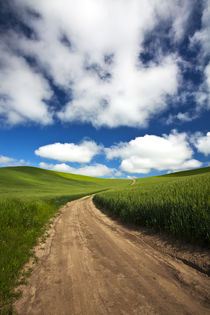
[0,198,55,313]
[94,171,210,246]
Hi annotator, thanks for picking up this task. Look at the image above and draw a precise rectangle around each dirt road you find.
[131,179,136,185]
[15,197,210,315]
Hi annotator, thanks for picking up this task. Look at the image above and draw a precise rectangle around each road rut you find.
[15,197,210,315]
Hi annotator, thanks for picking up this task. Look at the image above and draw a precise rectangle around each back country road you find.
[15,197,210,315]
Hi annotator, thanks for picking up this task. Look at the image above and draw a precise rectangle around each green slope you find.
[0,166,128,199]
[162,166,210,177]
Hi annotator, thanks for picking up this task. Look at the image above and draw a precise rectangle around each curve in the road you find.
[15,197,210,315]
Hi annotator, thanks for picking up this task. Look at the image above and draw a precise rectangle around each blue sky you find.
[0,0,210,178]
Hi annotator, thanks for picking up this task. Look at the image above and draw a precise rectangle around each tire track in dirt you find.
[15,197,210,315]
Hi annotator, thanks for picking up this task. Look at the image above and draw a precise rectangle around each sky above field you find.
[0,0,210,178]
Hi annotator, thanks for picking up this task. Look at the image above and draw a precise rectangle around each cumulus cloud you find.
[58,56,179,128]
[35,140,102,163]
[1,0,194,128]
[191,132,210,156]
[0,155,25,166]
[0,42,53,126]
[106,131,202,174]
[39,162,117,177]
[36,130,206,176]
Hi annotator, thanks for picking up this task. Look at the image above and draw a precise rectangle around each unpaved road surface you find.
[15,197,210,315]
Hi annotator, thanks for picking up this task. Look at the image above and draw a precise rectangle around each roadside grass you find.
[0,198,56,313]
[0,195,95,314]
[94,168,210,247]
[0,166,128,314]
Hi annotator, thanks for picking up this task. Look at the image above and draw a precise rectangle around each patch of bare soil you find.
[15,197,210,315]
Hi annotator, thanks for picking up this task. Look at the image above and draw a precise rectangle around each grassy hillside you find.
[94,167,210,247]
[161,166,210,177]
[0,166,128,313]
[0,166,127,199]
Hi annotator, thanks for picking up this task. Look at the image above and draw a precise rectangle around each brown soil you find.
[15,197,210,315]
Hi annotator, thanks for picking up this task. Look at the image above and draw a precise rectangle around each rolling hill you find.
[0,166,128,199]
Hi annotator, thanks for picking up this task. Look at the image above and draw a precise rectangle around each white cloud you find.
[0,42,53,126]
[114,170,123,177]
[166,111,198,124]
[0,155,25,166]
[193,64,210,110]
[0,155,15,165]
[156,0,193,42]
[193,60,210,112]
[176,112,195,122]
[39,162,116,177]
[192,0,210,56]
[127,175,134,179]
[58,56,179,128]
[35,140,102,163]
[5,0,190,128]
[191,1,210,110]
[192,132,210,156]
[106,130,202,174]
[204,64,210,108]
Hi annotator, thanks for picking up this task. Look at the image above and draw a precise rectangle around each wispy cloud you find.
[166,112,198,124]
[0,155,26,166]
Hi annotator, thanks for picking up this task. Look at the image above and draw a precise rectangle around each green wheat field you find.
[94,167,210,246]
